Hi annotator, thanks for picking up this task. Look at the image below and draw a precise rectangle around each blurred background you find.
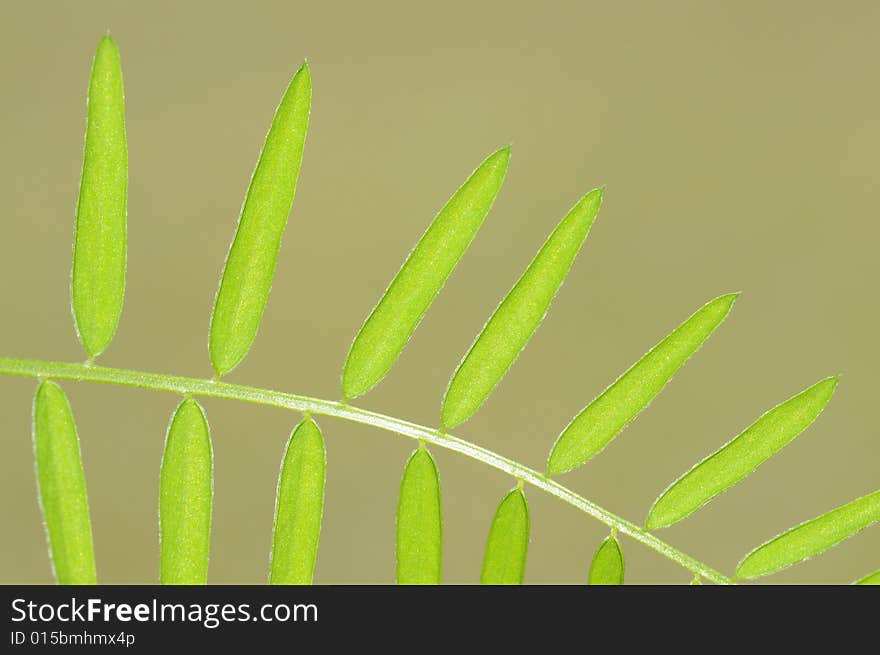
[1,1,877,584]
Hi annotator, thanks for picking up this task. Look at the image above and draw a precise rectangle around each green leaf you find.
[342,147,510,400]
[646,376,839,530]
[396,446,442,584]
[270,418,326,585]
[72,35,127,358]
[854,569,880,585]
[32,381,96,584]
[481,487,529,584]
[209,62,311,377]
[736,488,880,580]
[442,189,603,429]
[159,399,213,585]
[588,535,625,585]
[547,293,738,475]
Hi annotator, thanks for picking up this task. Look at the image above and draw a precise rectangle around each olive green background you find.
[1,1,877,584]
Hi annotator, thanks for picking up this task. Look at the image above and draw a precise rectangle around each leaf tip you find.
[817,374,842,403]
[809,374,841,401]
[696,291,740,328]
[95,33,121,61]
[287,59,312,97]
[713,290,741,311]
[575,186,605,222]
[489,144,512,169]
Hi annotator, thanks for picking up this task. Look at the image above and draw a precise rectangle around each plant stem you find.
[0,356,732,585]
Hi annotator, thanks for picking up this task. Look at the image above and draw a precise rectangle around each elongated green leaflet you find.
[646,376,839,530]
[854,569,880,585]
[270,418,326,584]
[72,36,127,358]
[396,447,442,584]
[736,489,880,580]
[159,399,213,584]
[342,147,510,400]
[209,63,311,377]
[442,189,603,429]
[33,381,96,584]
[588,535,625,585]
[481,487,529,584]
[547,293,738,475]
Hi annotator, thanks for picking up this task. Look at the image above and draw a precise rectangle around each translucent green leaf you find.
[442,189,603,429]
[32,381,96,584]
[72,35,127,358]
[646,376,839,530]
[209,62,311,377]
[547,293,738,475]
[396,446,442,584]
[481,487,529,584]
[736,489,880,580]
[159,399,213,585]
[342,147,510,400]
[854,569,880,585]
[270,418,326,585]
[588,535,625,585]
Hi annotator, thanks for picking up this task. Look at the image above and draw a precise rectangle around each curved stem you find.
[0,356,732,585]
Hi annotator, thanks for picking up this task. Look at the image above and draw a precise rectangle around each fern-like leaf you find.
[32,381,96,584]
[343,147,510,400]
[159,399,213,585]
[646,376,838,530]
[270,418,326,585]
[547,293,738,476]
[736,488,880,580]
[396,446,442,584]
[588,534,625,585]
[71,35,127,358]
[442,189,603,429]
[480,487,529,584]
[209,62,311,377]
